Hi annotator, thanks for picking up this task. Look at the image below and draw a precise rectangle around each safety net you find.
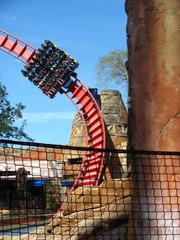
[0,140,179,240]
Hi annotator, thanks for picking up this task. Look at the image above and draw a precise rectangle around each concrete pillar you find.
[126,0,180,239]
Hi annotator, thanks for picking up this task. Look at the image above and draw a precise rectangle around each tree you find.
[0,82,33,141]
[96,50,128,89]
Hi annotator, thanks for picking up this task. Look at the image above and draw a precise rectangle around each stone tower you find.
[69,89,128,148]
[101,90,127,148]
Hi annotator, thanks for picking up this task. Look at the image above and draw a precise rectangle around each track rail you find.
[0,29,36,63]
[65,79,106,191]
[0,29,106,191]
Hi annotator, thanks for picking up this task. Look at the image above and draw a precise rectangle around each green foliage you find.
[0,82,33,141]
[96,50,128,88]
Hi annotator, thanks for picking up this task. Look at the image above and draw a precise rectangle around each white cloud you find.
[22,112,75,123]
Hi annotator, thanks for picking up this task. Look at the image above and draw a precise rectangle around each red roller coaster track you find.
[0,29,106,192]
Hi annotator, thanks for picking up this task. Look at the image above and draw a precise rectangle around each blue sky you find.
[0,0,127,144]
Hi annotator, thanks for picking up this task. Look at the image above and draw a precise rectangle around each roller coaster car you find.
[21,40,79,98]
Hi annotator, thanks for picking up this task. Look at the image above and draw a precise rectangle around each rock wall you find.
[69,113,86,147]
[69,90,128,179]
[45,178,131,240]
[69,90,128,149]
[101,90,127,149]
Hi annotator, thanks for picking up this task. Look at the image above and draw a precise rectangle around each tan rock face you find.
[45,179,131,240]
[63,179,130,216]
[69,113,86,147]
[69,90,128,149]
[101,90,128,152]
[68,90,129,179]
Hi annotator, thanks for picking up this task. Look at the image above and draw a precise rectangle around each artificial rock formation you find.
[100,90,128,178]
[69,90,128,149]
[68,90,128,180]
[126,0,180,152]
[20,180,131,240]
[44,179,131,240]
[126,0,180,238]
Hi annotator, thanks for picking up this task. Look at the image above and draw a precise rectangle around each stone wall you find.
[69,89,128,149]
[46,178,131,239]
[68,90,128,179]
[69,113,86,147]
[101,90,127,149]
